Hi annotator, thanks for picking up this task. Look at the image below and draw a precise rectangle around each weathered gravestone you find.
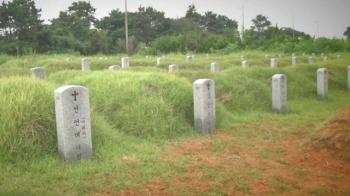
[157,58,164,65]
[186,56,193,63]
[337,55,341,60]
[66,58,72,61]
[271,58,278,68]
[242,61,249,68]
[317,68,328,100]
[82,59,90,71]
[30,67,46,79]
[109,65,121,71]
[272,74,287,114]
[210,62,219,73]
[168,64,179,73]
[193,79,216,134]
[312,53,315,57]
[292,57,298,65]
[265,55,270,60]
[321,53,324,57]
[324,57,328,61]
[292,53,296,57]
[121,57,129,68]
[308,56,314,64]
[54,85,93,163]
[241,55,245,60]
[348,66,350,90]
[278,54,283,58]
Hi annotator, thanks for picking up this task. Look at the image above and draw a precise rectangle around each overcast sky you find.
[33,0,350,38]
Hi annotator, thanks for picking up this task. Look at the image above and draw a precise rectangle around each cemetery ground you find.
[0,52,350,195]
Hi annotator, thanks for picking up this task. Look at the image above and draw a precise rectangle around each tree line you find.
[0,0,349,56]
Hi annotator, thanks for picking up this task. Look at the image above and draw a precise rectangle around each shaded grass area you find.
[0,52,350,195]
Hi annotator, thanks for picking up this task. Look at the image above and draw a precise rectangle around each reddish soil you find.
[90,108,350,196]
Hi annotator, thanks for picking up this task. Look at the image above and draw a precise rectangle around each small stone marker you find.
[210,62,219,73]
[121,57,129,68]
[109,65,121,71]
[242,61,249,68]
[206,54,210,57]
[193,79,216,134]
[30,67,46,79]
[308,57,314,64]
[186,56,193,63]
[337,55,341,60]
[265,55,270,60]
[302,53,305,56]
[312,53,315,57]
[321,53,324,57]
[54,85,93,163]
[292,53,296,57]
[348,66,350,90]
[324,56,328,61]
[169,64,179,73]
[317,68,328,100]
[82,59,90,71]
[146,56,149,59]
[272,74,287,114]
[278,54,283,58]
[241,55,245,60]
[157,58,164,65]
[271,58,278,68]
[192,55,196,59]
[66,58,72,61]
[292,57,298,65]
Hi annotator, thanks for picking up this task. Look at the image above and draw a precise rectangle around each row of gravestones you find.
[50,66,350,163]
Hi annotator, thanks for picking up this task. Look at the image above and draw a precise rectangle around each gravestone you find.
[146,56,149,59]
[192,55,196,59]
[324,56,328,61]
[292,57,298,65]
[109,65,121,71]
[278,54,283,58]
[82,59,90,71]
[272,74,287,114]
[308,56,314,64]
[206,54,210,57]
[302,53,305,56]
[66,58,72,61]
[241,55,245,60]
[157,58,164,65]
[321,53,324,57]
[121,57,129,68]
[54,85,93,163]
[193,79,216,134]
[292,53,296,57]
[30,67,46,80]
[271,58,278,68]
[210,62,219,73]
[312,53,315,57]
[348,66,350,90]
[337,55,341,60]
[169,64,179,73]
[242,61,249,68]
[317,68,328,100]
[186,56,193,63]
[265,55,270,60]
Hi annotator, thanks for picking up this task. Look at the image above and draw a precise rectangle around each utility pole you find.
[242,4,244,42]
[125,0,129,55]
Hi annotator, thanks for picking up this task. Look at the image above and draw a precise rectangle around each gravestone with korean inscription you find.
[169,64,179,73]
[54,85,93,163]
[122,57,129,68]
[30,67,46,80]
[193,79,216,134]
[109,65,121,71]
[292,57,298,65]
[210,62,219,73]
[186,56,193,63]
[272,74,287,114]
[271,58,277,68]
[82,59,90,71]
[157,58,164,65]
[242,61,249,68]
[317,68,328,100]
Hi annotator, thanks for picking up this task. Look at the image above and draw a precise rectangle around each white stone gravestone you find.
[265,55,270,60]
[82,59,90,71]
[292,53,296,57]
[278,54,283,58]
[312,53,315,57]
[157,58,164,65]
[186,56,193,63]
[54,85,93,163]
[109,65,122,71]
[337,55,341,60]
[308,57,314,64]
[66,58,72,61]
[324,56,328,61]
[210,62,219,73]
[193,79,216,134]
[292,57,298,65]
[121,57,129,68]
[30,67,46,80]
[271,58,278,68]
[169,64,179,73]
[241,55,245,60]
[321,53,324,57]
[317,68,328,100]
[272,74,287,114]
[242,61,249,68]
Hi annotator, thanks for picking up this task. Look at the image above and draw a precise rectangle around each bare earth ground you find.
[90,107,350,196]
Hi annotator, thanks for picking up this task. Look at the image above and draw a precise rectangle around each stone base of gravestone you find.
[242,61,249,68]
[109,65,121,71]
[272,74,287,114]
[30,67,46,79]
[54,85,93,163]
[317,68,328,100]
[82,59,90,71]
[193,79,216,134]
[210,62,219,73]
[271,59,277,68]
[169,65,179,73]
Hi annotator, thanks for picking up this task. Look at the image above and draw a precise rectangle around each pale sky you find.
[32,0,350,38]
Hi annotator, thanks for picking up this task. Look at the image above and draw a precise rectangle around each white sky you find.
[32,0,350,38]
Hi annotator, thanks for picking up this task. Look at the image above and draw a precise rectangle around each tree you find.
[344,27,350,40]
[251,14,271,32]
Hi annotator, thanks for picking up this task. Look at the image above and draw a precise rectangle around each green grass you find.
[1,51,350,195]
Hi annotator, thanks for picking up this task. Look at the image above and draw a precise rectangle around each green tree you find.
[344,27,350,40]
[251,14,271,32]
